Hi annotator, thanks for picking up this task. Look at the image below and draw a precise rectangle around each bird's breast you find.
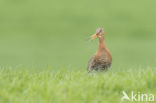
[95,49,112,63]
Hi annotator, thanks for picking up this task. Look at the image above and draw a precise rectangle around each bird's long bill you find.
[91,34,97,40]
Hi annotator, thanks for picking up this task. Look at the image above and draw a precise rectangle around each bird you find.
[87,28,112,72]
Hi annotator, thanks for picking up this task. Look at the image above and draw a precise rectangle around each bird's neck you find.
[96,37,106,54]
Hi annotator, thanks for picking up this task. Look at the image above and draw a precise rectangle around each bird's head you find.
[91,28,104,40]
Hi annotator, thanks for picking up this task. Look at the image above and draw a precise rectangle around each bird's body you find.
[87,28,112,72]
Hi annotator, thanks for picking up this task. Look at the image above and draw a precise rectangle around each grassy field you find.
[0,68,156,103]
[0,0,156,102]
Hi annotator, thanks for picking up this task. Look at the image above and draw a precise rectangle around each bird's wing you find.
[87,55,95,72]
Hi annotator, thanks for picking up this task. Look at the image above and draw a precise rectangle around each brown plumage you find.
[87,28,112,72]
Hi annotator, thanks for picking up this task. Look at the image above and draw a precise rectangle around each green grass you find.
[0,0,156,102]
[0,68,155,103]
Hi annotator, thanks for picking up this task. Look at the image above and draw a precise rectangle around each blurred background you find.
[0,0,156,69]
